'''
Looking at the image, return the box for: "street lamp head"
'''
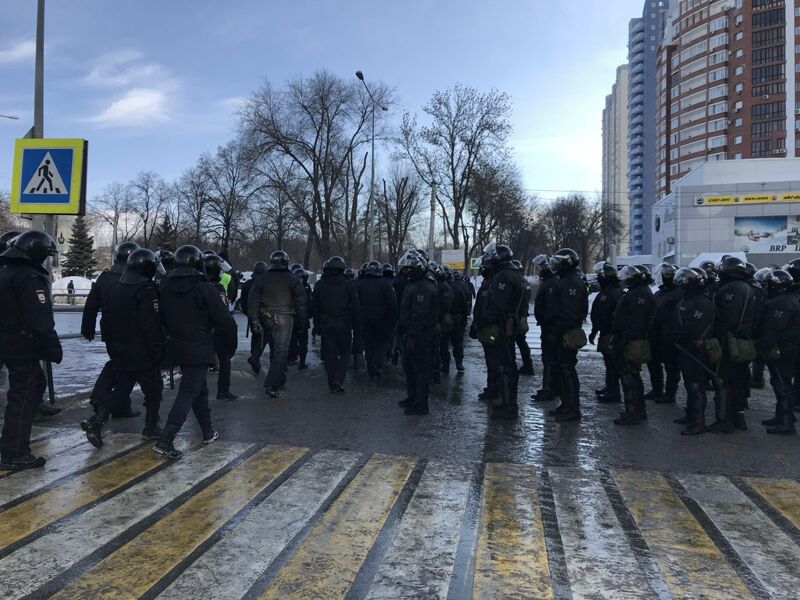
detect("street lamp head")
[0,114,20,120]
[355,70,364,81]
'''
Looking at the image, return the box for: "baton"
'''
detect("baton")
[45,361,56,405]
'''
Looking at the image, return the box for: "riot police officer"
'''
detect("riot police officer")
[154,249,175,286]
[471,257,497,401]
[531,254,561,402]
[757,269,800,434]
[750,264,769,389]
[671,267,716,435]
[647,263,683,404]
[350,263,369,370]
[247,250,306,398]
[512,259,535,376]
[0,231,62,470]
[313,256,359,393]
[589,261,623,403]
[611,266,655,425]
[288,263,312,370]
[241,261,268,373]
[479,243,527,420]
[82,241,141,418]
[544,249,588,421]
[711,256,757,433]
[382,262,395,279]
[80,249,166,447]
[206,253,238,401]
[447,266,471,373]
[392,253,414,364]
[156,245,237,458]
[699,260,719,298]
[358,260,398,379]
[397,252,438,415]
[781,258,800,405]
[429,262,452,381]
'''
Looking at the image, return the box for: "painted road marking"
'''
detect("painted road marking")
[50,444,307,599]
[472,462,552,600]
[0,442,250,600]
[259,454,415,599]
[0,433,142,506]
[366,460,473,600]
[614,470,753,600]
[0,429,95,476]
[158,449,359,600]
[680,474,800,599]
[744,477,800,530]
[549,467,656,599]
[0,444,165,549]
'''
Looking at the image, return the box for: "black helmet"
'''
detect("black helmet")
[359,262,369,276]
[745,262,757,280]
[754,267,772,285]
[593,261,618,282]
[0,230,21,253]
[453,271,464,281]
[443,265,454,280]
[429,261,446,280]
[174,245,204,271]
[482,241,513,265]
[126,248,163,279]
[549,248,580,273]
[783,258,800,283]
[269,250,289,270]
[699,260,717,281]
[532,254,551,276]
[414,248,429,261]
[719,256,748,280]
[637,265,653,285]
[323,256,346,272]
[343,267,356,280]
[619,265,646,287]
[156,249,175,271]
[654,262,678,287]
[478,255,492,277]
[766,269,794,294]
[399,251,428,279]
[366,260,383,277]
[204,254,225,281]
[290,263,308,280]
[253,261,268,275]
[511,259,523,271]
[115,241,140,265]
[382,262,394,277]
[9,230,58,265]
[674,267,705,292]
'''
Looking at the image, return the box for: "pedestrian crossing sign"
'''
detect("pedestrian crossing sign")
[9,138,88,215]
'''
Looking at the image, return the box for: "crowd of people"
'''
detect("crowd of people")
[0,227,797,471]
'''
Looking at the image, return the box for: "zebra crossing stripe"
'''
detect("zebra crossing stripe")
[49,444,307,600]
[158,449,359,600]
[0,433,143,506]
[365,459,473,599]
[0,430,95,477]
[744,477,800,531]
[258,454,415,599]
[613,470,754,600]
[472,462,552,600]
[549,467,657,599]
[0,441,250,600]
[0,444,166,549]
[680,475,800,599]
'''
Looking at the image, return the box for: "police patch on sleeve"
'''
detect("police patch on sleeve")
[36,290,47,304]
[153,299,160,312]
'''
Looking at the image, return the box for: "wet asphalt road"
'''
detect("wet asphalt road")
[22,312,800,480]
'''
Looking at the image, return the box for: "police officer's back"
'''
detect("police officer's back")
[0,231,62,470]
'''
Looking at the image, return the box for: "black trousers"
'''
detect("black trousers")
[614,351,645,417]
[91,360,134,416]
[403,334,434,409]
[288,320,309,363]
[215,351,231,394]
[768,351,797,424]
[541,327,562,396]
[601,349,621,397]
[486,335,519,415]
[718,354,750,414]
[363,320,392,375]
[165,365,212,432]
[1,361,46,460]
[100,368,162,415]
[515,332,533,367]
[440,323,466,370]
[555,343,580,413]
[351,324,364,360]
[249,322,268,364]
[322,322,351,386]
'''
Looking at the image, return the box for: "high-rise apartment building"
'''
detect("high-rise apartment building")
[656,0,799,200]
[602,65,631,256]
[628,1,672,255]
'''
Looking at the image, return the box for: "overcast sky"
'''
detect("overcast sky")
[0,0,645,202]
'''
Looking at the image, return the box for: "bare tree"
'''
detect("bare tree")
[129,172,170,248]
[377,168,423,267]
[540,194,605,270]
[90,181,141,252]
[398,85,512,249]
[0,189,25,233]
[176,166,208,246]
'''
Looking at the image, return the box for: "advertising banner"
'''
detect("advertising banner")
[734,216,800,253]
[695,193,800,207]
[440,249,466,270]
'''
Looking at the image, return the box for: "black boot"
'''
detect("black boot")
[0,454,46,471]
[532,389,556,402]
[518,363,535,376]
[398,397,413,408]
[733,412,748,431]
[141,408,163,440]
[81,407,110,448]
[707,383,734,433]
[154,425,183,459]
[682,384,706,435]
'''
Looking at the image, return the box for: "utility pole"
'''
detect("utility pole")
[428,180,437,254]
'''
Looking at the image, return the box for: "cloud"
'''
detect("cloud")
[218,96,247,113]
[0,39,35,64]
[90,88,170,126]
[84,50,177,127]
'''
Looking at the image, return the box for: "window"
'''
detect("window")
[735,83,744,94]
[752,101,786,121]
[708,135,727,149]
[709,50,727,65]
[735,100,743,111]
[709,84,728,99]
[753,82,785,96]
[670,148,680,159]
[752,64,785,84]
[735,118,743,127]
[709,118,727,132]
[734,135,743,145]
[709,67,728,82]
[734,153,743,159]
[752,140,771,157]
[752,9,785,29]
[752,120,786,138]
[753,46,784,65]
[735,65,744,76]
[709,153,726,161]
[796,119,800,130]
[710,33,729,49]
[709,101,728,115]
[753,28,785,48]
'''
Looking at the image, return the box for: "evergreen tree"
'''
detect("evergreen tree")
[153,213,177,250]
[61,216,98,276]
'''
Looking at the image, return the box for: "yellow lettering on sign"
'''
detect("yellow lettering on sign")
[781,193,800,203]
[742,194,775,203]
[705,196,734,205]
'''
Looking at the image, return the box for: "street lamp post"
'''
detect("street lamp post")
[0,114,20,120]
[355,70,387,261]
